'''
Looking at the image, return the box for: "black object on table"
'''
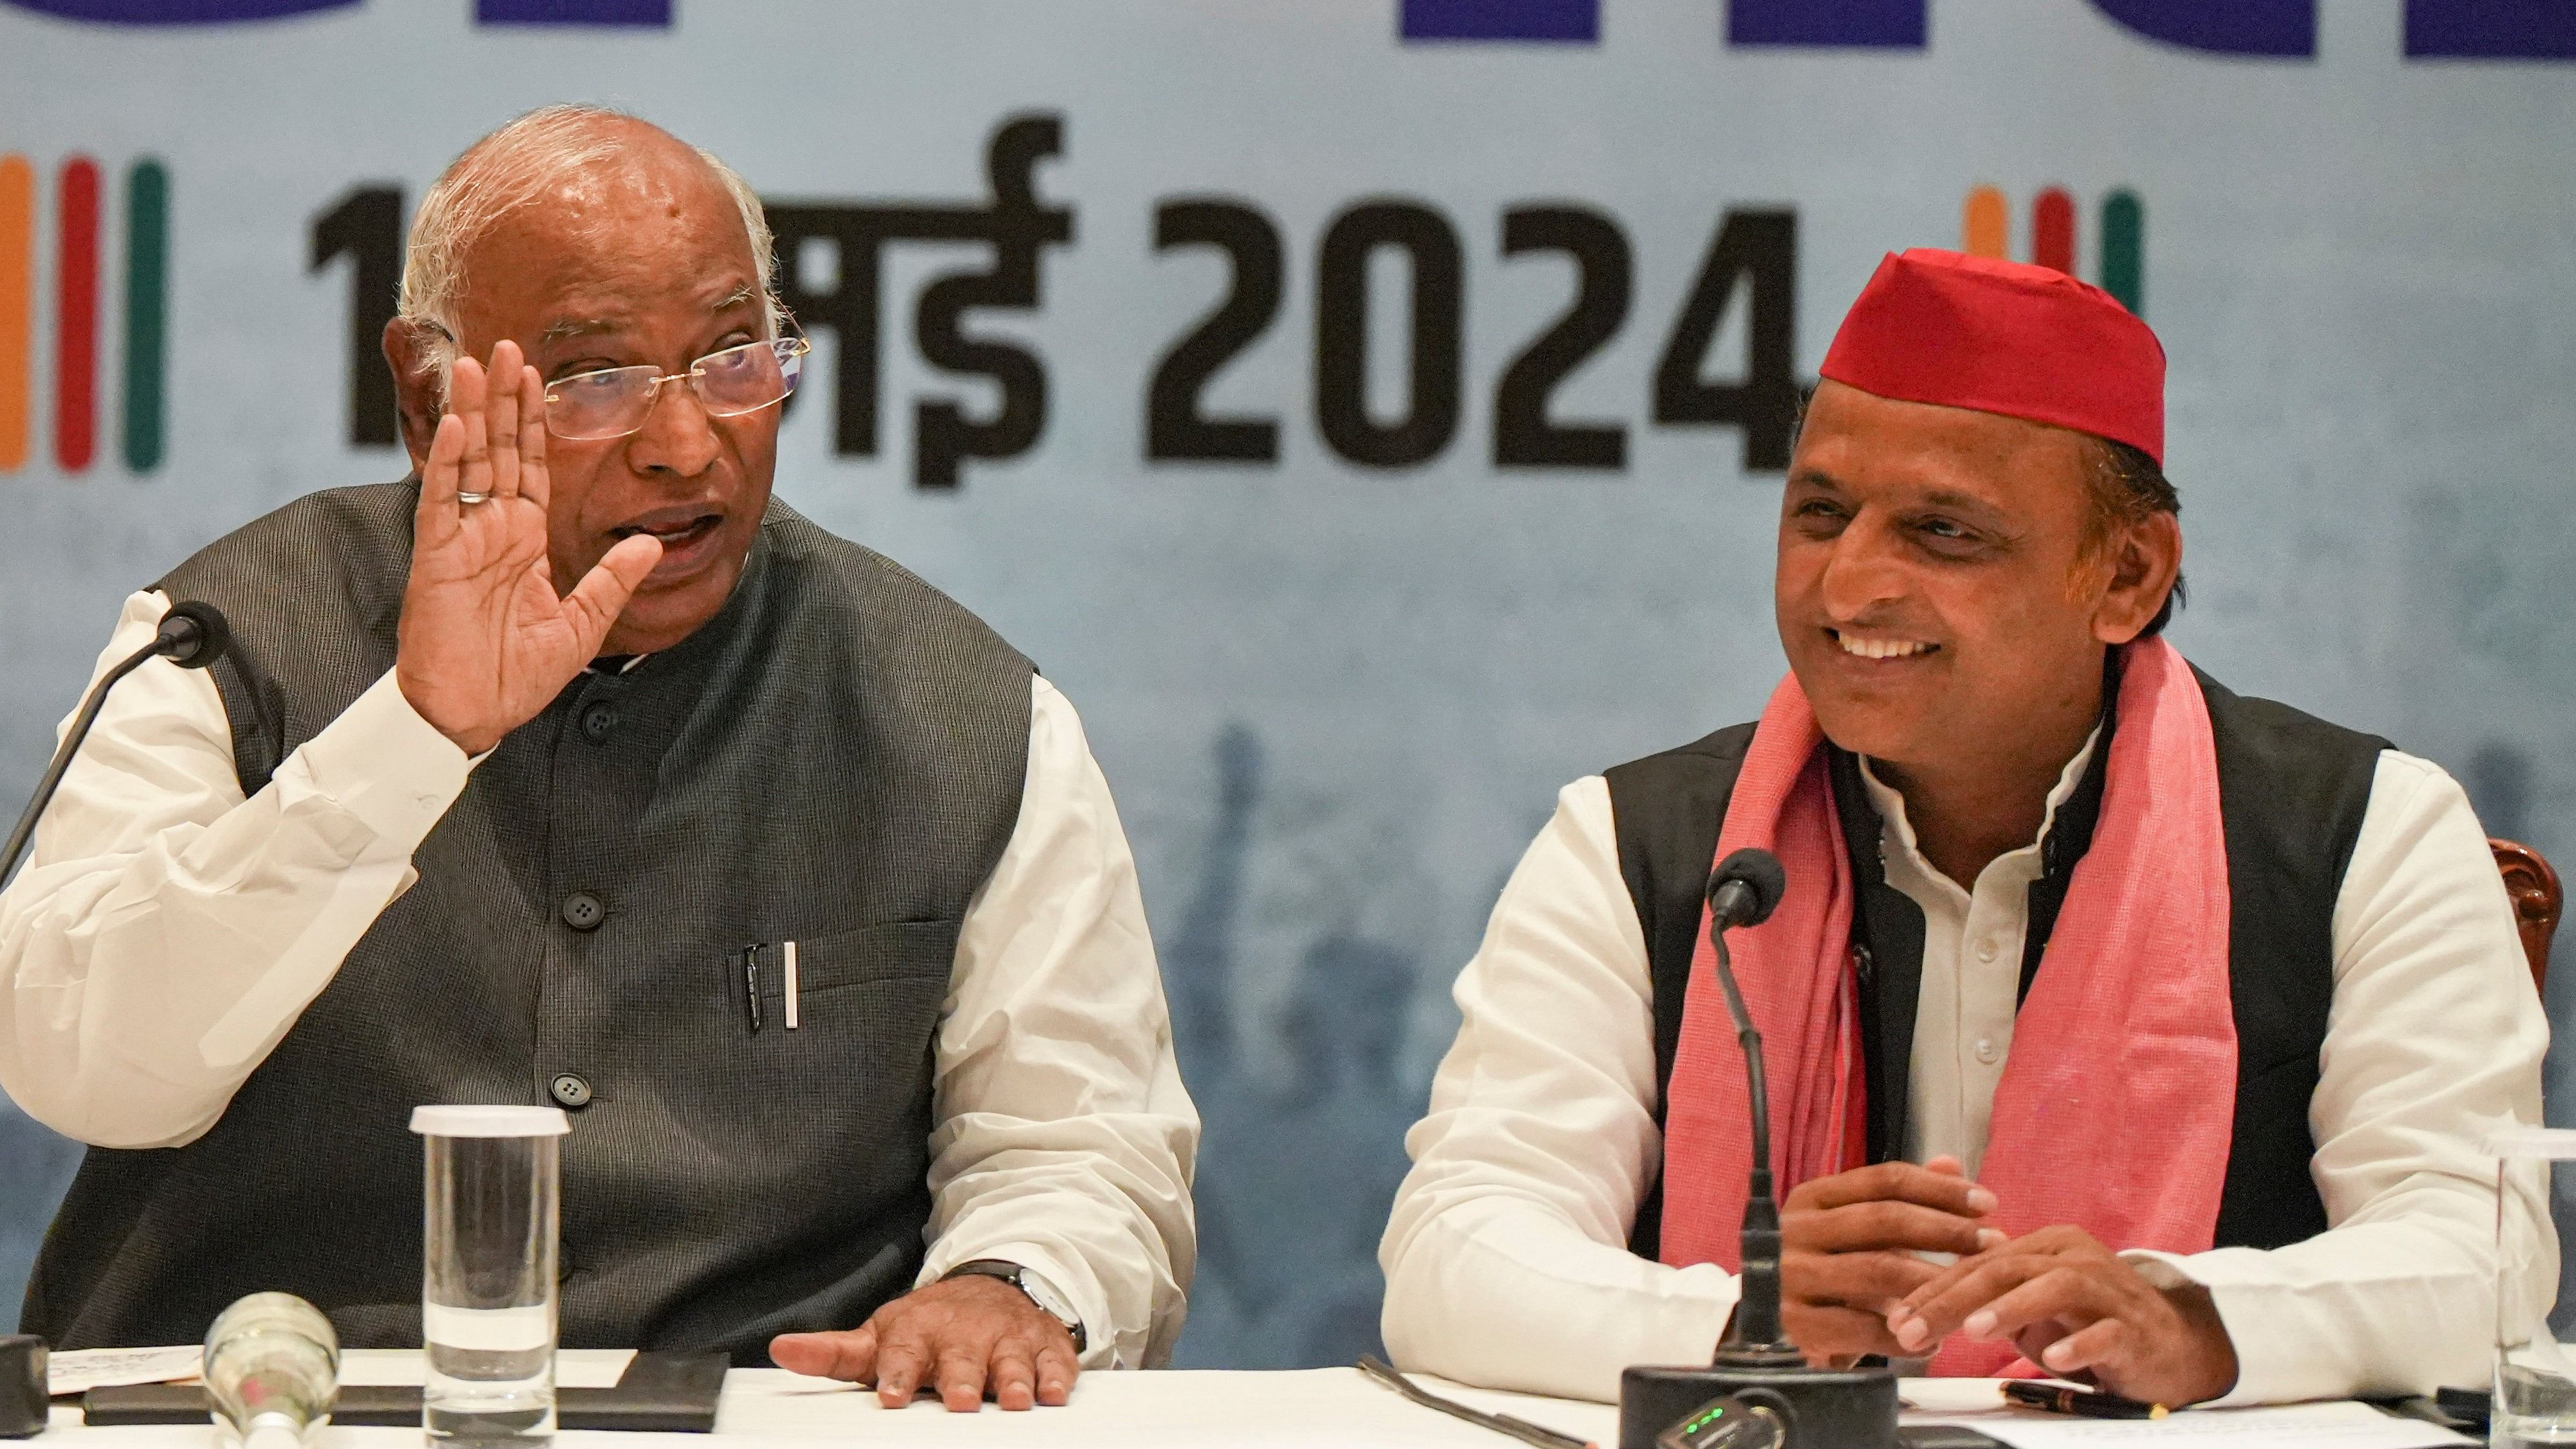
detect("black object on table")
[0,1336,46,1440]
[83,1351,728,1433]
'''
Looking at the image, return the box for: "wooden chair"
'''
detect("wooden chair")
[2493,838,2563,994]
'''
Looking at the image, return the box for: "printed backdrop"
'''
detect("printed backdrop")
[3,0,2573,1363]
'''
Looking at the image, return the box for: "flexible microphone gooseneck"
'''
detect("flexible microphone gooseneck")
[1617,846,1900,1449]
[0,602,231,891]
[1703,847,1798,1367]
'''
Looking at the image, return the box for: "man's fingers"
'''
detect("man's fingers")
[418,413,468,535]
[1784,1302,1910,1361]
[449,356,492,497]
[1787,1160,1999,1217]
[988,1338,1038,1413]
[516,363,551,512]
[483,341,523,501]
[767,1327,876,1383]
[2036,1316,2127,1377]
[1962,1266,2114,1346]
[933,1344,987,1413]
[873,1331,927,1408]
[1887,1253,2054,1352]
[1793,1200,2003,1257]
[1033,1339,1078,1407]
[1789,1248,1943,1312]
[559,536,662,648]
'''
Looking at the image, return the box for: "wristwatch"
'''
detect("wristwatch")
[942,1258,1087,1354]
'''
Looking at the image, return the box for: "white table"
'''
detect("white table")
[45,1351,1617,1449]
[40,1351,2465,1449]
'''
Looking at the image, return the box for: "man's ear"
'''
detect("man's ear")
[382,317,445,473]
[2093,511,2184,645]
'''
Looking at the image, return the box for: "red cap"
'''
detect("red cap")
[1818,248,2166,465]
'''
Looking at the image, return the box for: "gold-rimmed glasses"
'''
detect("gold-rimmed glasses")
[542,336,811,441]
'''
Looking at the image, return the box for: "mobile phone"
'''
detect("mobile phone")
[1898,1429,2010,1448]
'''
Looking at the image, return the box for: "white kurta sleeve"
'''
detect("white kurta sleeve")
[0,590,475,1149]
[918,676,1201,1371]
[2127,749,2554,1405]
[1379,776,1739,1403]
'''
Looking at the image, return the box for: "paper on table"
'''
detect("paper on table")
[337,1348,636,1389]
[1909,1400,2471,1449]
[46,1346,201,1396]
[47,1346,637,1397]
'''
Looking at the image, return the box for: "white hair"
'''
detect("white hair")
[395,104,783,392]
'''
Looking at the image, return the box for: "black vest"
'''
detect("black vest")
[1612,666,2389,1262]
[23,481,1034,1362]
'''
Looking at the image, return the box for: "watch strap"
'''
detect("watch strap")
[940,1258,1087,1354]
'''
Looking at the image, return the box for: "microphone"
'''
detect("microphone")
[1707,847,1786,932]
[154,600,230,671]
[1618,846,1900,1449]
[1702,848,1796,1364]
[0,602,232,890]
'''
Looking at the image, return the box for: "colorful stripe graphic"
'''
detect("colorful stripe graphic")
[1962,186,2008,259]
[2101,189,2145,315]
[2032,187,2075,274]
[124,159,167,472]
[1960,185,2145,318]
[0,155,29,472]
[0,152,169,477]
[55,156,100,474]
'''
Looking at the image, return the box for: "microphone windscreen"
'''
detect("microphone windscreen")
[158,601,232,671]
[1709,847,1788,927]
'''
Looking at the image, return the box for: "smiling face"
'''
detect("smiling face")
[389,125,777,657]
[1775,379,2181,780]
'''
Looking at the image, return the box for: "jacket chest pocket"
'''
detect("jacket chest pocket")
[738,917,957,1000]
[725,920,959,1063]
[645,922,959,1203]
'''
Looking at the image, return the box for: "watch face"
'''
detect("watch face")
[1018,1272,1076,1327]
[950,1260,1082,1350]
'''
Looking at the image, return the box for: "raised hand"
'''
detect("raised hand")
[395,341,663,756]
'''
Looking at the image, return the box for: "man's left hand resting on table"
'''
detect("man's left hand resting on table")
[771,1275,1082,1412]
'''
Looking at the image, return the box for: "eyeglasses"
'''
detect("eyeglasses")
[542,336,811,441]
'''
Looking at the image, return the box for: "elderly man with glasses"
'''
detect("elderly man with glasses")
[0,107,1196,1413]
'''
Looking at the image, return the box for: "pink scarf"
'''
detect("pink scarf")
[1656,639,2237,1376]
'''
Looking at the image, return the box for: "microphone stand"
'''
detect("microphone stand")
[1703,924,1801,1368]
[1618,862,1900,1449]
[0,605,228,891]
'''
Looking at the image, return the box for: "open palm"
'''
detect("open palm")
[395,341,661,756]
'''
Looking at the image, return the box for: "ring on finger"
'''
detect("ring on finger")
[455,490,492,505]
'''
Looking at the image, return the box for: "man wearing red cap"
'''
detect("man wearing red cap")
[1379,250,2549,1406]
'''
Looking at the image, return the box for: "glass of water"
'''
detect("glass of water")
[411,1105,569,1448]
[2493,1127,2576,1449]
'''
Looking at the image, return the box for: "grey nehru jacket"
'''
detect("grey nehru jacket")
[21,480,1034,1363]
